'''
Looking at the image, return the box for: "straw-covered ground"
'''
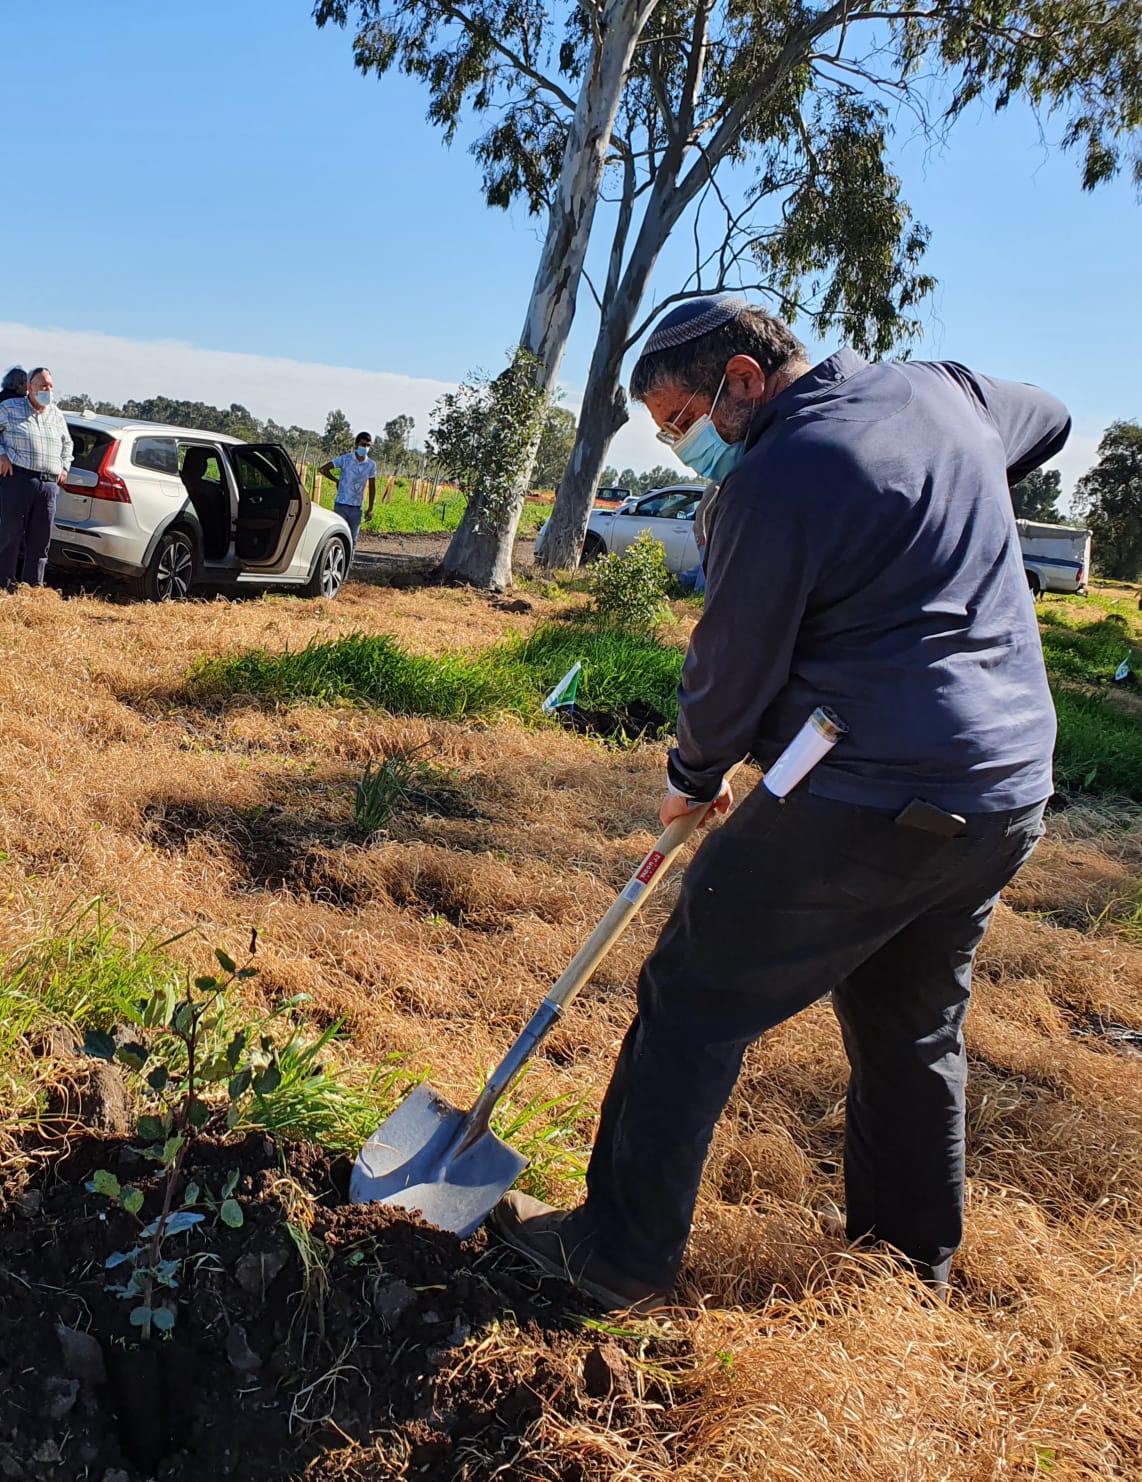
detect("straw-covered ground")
[0,569,1139,1480]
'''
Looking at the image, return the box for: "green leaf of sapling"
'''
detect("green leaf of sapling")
[91,1169,120,1199]
[82,1029,117,1062]
[219,1199,244,1229]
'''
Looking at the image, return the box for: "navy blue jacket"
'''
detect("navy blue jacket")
[668,350,1069,810]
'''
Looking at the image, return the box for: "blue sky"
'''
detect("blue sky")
[5,0,1139,495]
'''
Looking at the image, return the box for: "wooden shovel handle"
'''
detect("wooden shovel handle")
[541,773,736,1017]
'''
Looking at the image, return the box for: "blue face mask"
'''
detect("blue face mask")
[32,386,52,407]
[355,445,370,459]
[669,377,744,483]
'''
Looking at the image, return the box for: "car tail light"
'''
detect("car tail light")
[92,439,130,502]
[1076,567,1084,585]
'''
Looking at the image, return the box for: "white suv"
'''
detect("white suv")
[51,413,354,600]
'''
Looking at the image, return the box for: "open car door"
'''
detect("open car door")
[227,444,309,572]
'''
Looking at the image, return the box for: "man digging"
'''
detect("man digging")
[489,296,1068,1310]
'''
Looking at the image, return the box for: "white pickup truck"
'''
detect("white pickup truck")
[1018,519,1092,597]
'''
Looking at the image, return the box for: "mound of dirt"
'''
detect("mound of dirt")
[0,1132,682,1481]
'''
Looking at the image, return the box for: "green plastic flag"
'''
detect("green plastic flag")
[542,661,582,713]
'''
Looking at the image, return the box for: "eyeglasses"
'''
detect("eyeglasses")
[655,386,700,447]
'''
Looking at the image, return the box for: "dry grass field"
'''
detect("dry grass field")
[0,571,1140,1480]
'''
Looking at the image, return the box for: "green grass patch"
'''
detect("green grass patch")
[309,473,550,537]
[517,622,682,725]
[0,901,414,1155]
[1039,610,1139,685]
[194,621,685,733]
[1052,686,1142,800]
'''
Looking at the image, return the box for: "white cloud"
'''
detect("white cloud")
[0,321,455,443]
[0,321,1106,507]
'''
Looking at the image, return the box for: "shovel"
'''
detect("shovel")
[350,706,847,1235]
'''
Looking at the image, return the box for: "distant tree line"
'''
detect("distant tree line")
[59,389,581,492]
[59,391,428,473]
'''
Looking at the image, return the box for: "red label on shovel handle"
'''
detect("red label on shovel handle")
[636,850,665,886]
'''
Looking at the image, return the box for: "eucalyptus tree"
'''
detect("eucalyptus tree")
[318,0,1141,582]
[538,0,1142,568]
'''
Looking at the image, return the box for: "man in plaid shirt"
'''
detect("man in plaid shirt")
[0,366,73,589]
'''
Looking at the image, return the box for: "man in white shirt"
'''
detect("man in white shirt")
[319,432,376,548]
[0,367,73,590]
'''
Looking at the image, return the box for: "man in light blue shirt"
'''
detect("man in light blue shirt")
[319,431,376,547]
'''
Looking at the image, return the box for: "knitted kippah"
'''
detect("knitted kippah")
[642,295,751,354]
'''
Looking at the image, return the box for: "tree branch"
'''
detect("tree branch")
[431,0,577,112]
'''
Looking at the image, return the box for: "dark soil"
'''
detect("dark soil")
[558,700,670,742]
[0,1130,683,1482]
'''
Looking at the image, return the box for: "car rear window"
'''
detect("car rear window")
[132,436,179,475]
[67,424,114,474]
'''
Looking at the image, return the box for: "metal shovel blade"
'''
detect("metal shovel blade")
[349,1083,528,1239]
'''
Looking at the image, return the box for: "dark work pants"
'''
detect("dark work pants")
[582,784,1046,1291]
[0,469,57,588]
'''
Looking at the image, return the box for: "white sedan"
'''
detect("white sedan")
[536,483,705,574]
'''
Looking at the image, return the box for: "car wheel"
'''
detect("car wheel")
[135,529,195,601]
[304,536,350,598]
[581,532,607,564]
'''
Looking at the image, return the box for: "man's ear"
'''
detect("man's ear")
[724,354,767,400]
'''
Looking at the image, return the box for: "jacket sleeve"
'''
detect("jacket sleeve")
[943,364,1071,486]
[667,479,816,800]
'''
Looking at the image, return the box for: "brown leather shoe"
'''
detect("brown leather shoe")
[487,1191,671,1314]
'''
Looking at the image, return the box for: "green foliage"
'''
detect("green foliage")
[518,621,682,725]
[533,400,578,491]
[588,530,671,631]
[322,408,353,457]
[2,899,185,1030]
[83,946,263,1341]
[195,618,685,734]
[754,96,934,355]
[1012,468,1063,522]
[355,745,454,835]
[196,631,539,719]
[1074,421,1142,580]
[324,476,549,536]
[1052,687,1142,801]
[491,1073,590,1200]
[379,414,415,469]
[57,392,331,469]
[606,466,682,500]
[1038,610,1138,685]
[427,348,548,534]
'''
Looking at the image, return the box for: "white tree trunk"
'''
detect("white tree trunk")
[440,0,660,589]
[539,182,679,570]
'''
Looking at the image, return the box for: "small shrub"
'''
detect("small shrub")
[588,531,671,630]
[83,946,264,1340]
